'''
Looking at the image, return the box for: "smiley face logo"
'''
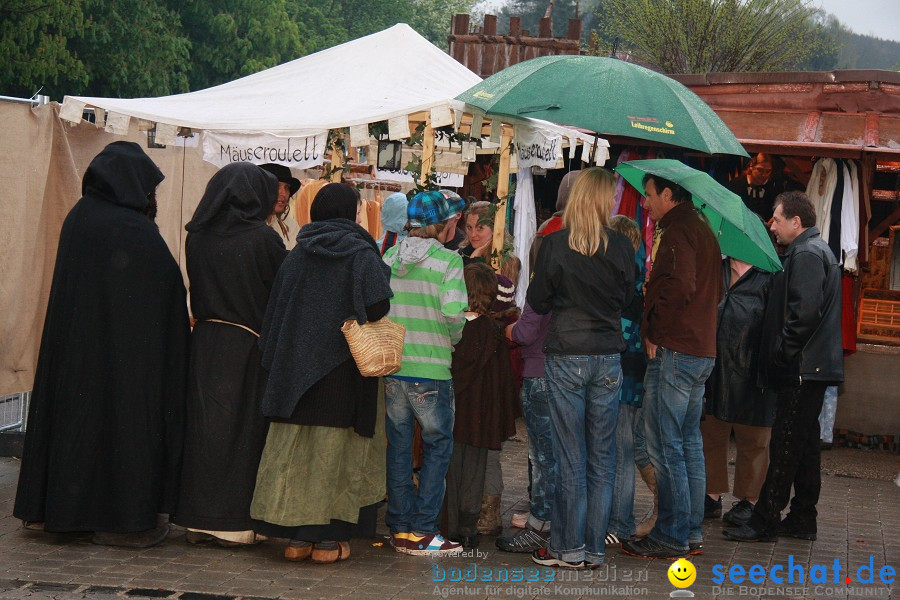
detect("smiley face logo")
[665,121,675,128]
[668,558,696,588]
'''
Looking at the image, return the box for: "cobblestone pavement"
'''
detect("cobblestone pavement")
[0,436,896,600]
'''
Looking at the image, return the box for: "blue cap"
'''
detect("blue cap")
[407,190,453,228]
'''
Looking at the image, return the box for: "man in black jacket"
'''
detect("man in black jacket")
[724,191,843,543]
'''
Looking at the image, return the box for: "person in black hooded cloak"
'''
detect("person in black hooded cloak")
[13,141,190,548]
[174,162,288,546]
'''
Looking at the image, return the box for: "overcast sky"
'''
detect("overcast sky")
[814,0,900,42]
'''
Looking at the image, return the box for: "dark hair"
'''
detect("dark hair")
[464,262,498,315]
[310,183,359,222]
[642,173,691,204]
[774,191,816,228]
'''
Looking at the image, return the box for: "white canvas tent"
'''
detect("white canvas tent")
[66,24,481,134]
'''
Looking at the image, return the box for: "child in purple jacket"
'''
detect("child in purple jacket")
[495,302,555,553]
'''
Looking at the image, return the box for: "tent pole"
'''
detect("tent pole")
[330,133,343,183]
[420,118,434,187]
[492,133,512,271]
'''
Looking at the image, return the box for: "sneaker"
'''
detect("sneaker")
[621,537,688,560]
[704,495,722,519]
[496,528,549,553]
[531,548,586,569]
[723,500,754,527]
[604,532,622,547]
[393,532,462,556]
[689,542,703,555]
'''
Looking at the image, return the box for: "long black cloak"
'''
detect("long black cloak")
[174,163,287,532]
[14,141,190,533]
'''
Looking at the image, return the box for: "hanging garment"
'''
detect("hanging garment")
[806,158,838,242]
[841,161,860,273]
[513,167,536,308]
[613,149,633,215]
[617,179,642,220]
[842,273,857,355]
[827,161,844,262]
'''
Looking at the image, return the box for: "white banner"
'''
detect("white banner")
[202,131,327,168]
[514,126,562,169]
[375,167,464,188]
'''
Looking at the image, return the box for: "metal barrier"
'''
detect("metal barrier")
[0,392,29,432]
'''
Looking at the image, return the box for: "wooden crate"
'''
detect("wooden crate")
[858,288,900,344]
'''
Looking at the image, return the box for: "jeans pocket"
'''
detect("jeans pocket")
[408,380,439,409]
[550,357,587,392]
[602,364,623,392]
[671,352,711,392]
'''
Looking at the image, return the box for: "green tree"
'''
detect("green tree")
[177,0,305,90]
[408,0,477,49]
[0,0,88,98]
[75,0,190,97]
[595,0,838,73]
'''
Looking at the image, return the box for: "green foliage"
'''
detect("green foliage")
[0,0,88,98]
[178,0,305,90]
[595,0,838,73]
[75,0,190,97]
[409,0,477,49]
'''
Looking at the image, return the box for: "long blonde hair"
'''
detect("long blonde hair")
[563,167,616,256]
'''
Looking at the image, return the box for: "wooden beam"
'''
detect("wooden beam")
[420,119,435,187]
[870,205,900,239]
[492,134,512,271]
[330,142,343,183]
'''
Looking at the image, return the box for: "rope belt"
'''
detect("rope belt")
[202,319,260,338]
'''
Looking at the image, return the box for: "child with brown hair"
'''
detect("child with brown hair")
[444,263,519,549]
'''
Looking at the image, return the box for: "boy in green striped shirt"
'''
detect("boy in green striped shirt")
[383,190,467,556]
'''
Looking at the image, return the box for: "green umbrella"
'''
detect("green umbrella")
[615,159,782,273]
[457,55,748,157]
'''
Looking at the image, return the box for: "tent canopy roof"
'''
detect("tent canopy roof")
[69,24,483,134]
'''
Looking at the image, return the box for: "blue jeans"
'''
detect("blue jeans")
[522,377,555,529]
[643,347,714,551]
[609,403,638,538]
[545,354,621,565]
[384,378,455,535]
[633,404,650,469]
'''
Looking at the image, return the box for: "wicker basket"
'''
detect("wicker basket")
[340,317,406,377]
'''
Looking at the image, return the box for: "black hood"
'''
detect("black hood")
[185,162,278,234]
[295,219,377,258]
[82,141,164,211]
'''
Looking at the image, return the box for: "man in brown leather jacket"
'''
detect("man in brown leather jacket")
[622,173,723,559]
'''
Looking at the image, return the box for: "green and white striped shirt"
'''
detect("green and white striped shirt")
[383,237,467,380]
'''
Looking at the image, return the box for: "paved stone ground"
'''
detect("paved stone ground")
[0,436,896,600]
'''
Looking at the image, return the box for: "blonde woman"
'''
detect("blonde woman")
[526,167,636,569]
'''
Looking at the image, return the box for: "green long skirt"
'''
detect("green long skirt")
[250,389,386,528]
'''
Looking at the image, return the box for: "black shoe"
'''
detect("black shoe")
[704,495,722,519]
[722,524,776,542]
[821,442,833,451]
[93,524,170,548]
[689,542,703,555]
[778,519,817,541]
[723,500,754,526]
[459,534,480,549]
[621,537,688,560]
[496,528,549,553]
